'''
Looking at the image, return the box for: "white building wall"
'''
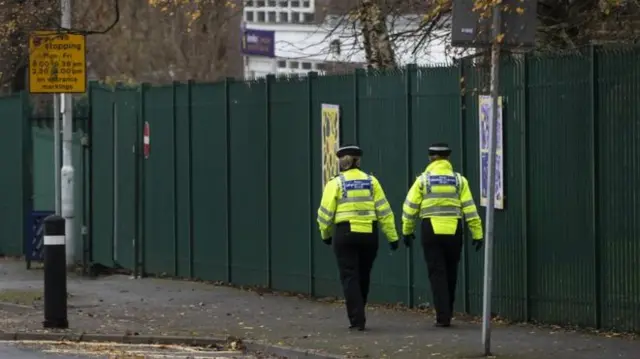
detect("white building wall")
[242,1,457,79]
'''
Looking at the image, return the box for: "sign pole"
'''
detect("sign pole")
[481,3,502,356]
[240,21,247,80]
[53,93,61,215]
[60,0,75,269]
[451,1,536,356]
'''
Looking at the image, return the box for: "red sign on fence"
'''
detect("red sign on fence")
[143,122,150,159]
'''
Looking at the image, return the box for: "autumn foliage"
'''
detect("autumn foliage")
[0,0,243,93]
[0,0,637,88]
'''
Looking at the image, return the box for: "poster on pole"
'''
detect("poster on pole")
[479,95,504,209]
[321,104,340,189]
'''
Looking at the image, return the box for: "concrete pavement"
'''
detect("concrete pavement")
[0,258,638,358]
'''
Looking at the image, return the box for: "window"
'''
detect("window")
[257,11,265,22]
[303,13,314,23]
[279,0,287,6]
[303,1,310,7]
[291,1,300,7]
[268,0,277,6]
[245,11,254,22]
[278,60,287,68]
[279,12,288,22]
[330,39,341,55]
[268,11,276,22]
[246,0,254,6]
[291,12,300,23]
[316,63,326,71]
[289,61,299,69]
[257,0,265,7]
[302,62,312,70]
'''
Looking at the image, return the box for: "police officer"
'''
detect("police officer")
[401,143,484,327]
[317,145,399,331]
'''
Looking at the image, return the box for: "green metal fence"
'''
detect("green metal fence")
[85,46,640,332]
[31,124,87,262]
[0,94,31,257]
[0,95,88,262]
[1,46,637,332]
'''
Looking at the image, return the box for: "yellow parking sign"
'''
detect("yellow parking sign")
[28,31,87,94]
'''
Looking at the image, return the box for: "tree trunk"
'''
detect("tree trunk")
[359,0,397,69]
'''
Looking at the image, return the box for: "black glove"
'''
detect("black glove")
[403,234,415,248]
[473,240,484,252]
[389,241,399,251]
[323,237,332,246]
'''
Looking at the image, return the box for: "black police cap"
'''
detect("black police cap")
[336,145,363,157]
[428,143,452,156]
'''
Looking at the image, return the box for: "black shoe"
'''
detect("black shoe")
[434,321,451,328]
[349,324,366,331]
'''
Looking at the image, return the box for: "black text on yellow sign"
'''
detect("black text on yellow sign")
[28,31,87,94]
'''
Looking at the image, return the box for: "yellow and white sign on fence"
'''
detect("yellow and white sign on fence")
[321,104,340,188]
[28,31,87,94]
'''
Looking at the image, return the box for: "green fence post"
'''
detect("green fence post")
[133,86,140,278]
[307,71,318,296]
[458,60,470,314]
[589,45,602,329]
[172,81,179,277]
[521,54,531,322]
[353,68,364,144]
[21,90,33,266]
[187,79,195,279]
[224,77,233,283]
[405,64,416,308]
[110,95,117,267]
[85,83,94,276]
[137,83,149,278]
[265,74,274,288]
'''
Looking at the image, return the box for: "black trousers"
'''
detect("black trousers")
[421,219,463,324]
[333,222,379,327]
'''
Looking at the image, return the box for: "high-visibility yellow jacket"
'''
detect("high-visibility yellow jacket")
[402,159,483,240]
[317,168,399,243]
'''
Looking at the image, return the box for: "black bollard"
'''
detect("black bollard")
[43,215,68,329]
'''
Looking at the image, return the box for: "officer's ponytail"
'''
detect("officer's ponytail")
[339,155,361,171]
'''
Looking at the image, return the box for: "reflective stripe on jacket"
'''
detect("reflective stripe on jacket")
[402,160,483,239]
[317,168,398,242]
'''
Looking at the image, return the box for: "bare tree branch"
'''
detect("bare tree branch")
[302,0,640,70]
[75,0,244,83]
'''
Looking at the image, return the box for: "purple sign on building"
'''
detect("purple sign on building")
[241,29,275,58]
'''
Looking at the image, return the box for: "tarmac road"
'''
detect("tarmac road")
[0,343,79,359]
[0,341,255,359]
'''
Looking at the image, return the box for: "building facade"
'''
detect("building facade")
[242,0,452,79]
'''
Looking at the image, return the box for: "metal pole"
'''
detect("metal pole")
[60,0,75,269]
[53,94,61,215]
[481,3,501,356]
[245,56,250,80]
[240,21,248,80]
